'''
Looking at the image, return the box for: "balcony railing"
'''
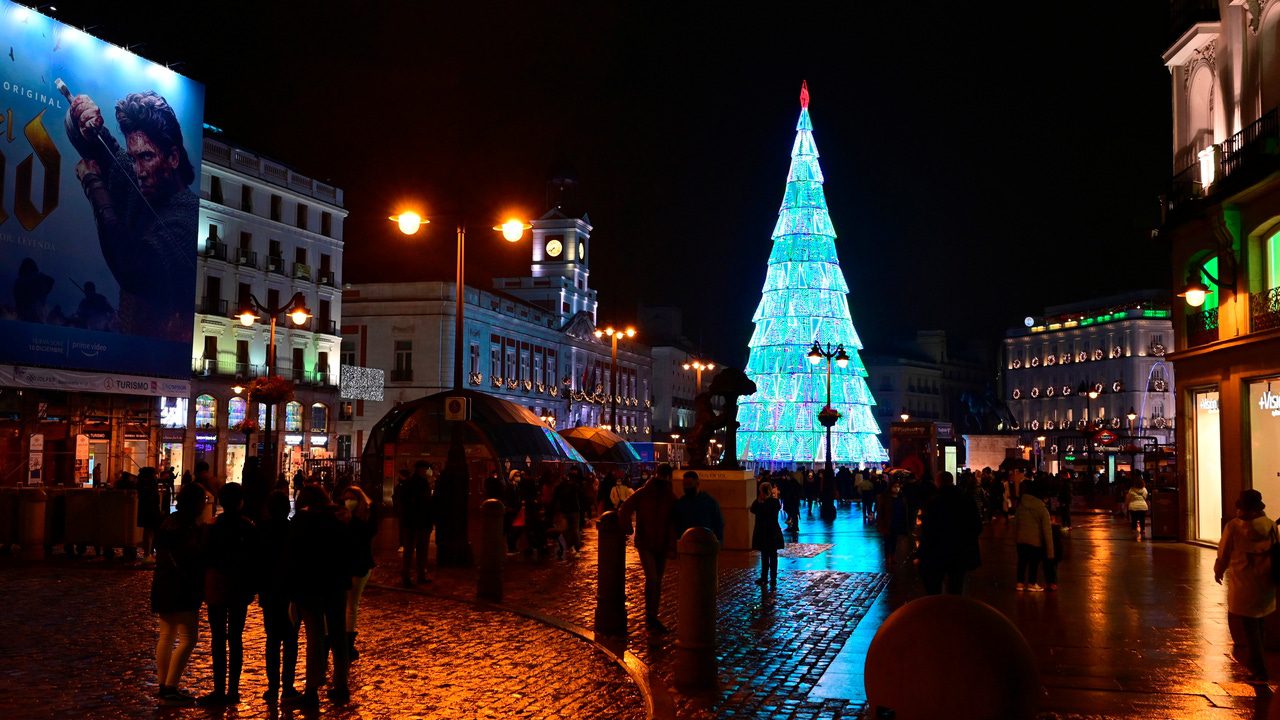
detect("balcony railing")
[315,319,337,335]
[235,248,257,268]
[1186,307,1218,347]
[1251,287,1280,333]
[266,256,286,275]
[198,297,227,316]
[201,240,227,261]
[1220,108,1279,179]
[318,271,336,287]
[293,262,312,281]
[192,357,229,377]
[1166,107,1280,215]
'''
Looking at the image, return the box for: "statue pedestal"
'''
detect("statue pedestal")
[689,469,756,550]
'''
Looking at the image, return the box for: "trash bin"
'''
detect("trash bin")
[1150,489,1178,541]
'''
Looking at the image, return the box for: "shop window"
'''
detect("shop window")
[1268,231,1280,292]
[257,403,276,429]
[210,176,223,204]
[160,397,188,428]
[228,397,247,428]
[1250,379,1280,512]
[1194,389,1223,543]
[339,401,354,421]
[195,394,217,429]
[311,403,329,432]
[285,401,303,432]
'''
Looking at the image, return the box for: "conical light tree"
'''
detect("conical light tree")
[738,82,889,466]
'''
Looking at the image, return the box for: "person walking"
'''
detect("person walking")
[1013,479,1054,592]
[1126,477,1150,542]
[150,483,206,705]
[553,471,583,556]
[856,472,876,522]
[397,461,434,585]
[287,485,351,707]
[917,471,982,595]
[199,482,257,706]
[609,473,635,510]
[136,466,163,563]
[1214,489,1276,682]
[258,491,299,703]
[619,463,678,635]
[750,481,785,589]
[673,471,724,543]
[876,480,911,569]
[779,471,803,531]
[339,485,376,662]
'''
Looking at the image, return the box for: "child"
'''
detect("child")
[1044,514,1065,591]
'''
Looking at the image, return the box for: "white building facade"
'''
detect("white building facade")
[173,134,345,484]
[338,210,652,460]
[1002,292,1175,474]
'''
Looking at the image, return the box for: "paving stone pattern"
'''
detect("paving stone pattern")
[373,522,887,720]
[0,562,644,720]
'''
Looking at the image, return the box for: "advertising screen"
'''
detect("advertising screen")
[0,3,203,378]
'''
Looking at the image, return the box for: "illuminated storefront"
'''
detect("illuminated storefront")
[1249,380,1280,510]
[1192,390,1221,543]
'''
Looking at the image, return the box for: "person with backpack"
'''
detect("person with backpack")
[610,474,635,510]
[1214,489,1276,683]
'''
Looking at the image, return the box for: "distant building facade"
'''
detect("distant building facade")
[638,305,724,437]
[338,208,652,460]
[1001,291,1175,475]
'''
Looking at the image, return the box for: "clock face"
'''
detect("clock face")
[577,241,585,261]
[545,239,563,258]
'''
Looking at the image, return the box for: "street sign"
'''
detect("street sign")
[1094,429,1118,446]
[444,396,470,421]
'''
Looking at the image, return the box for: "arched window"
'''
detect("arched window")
[256,403,276,429]
[1262,7,1280,111]
[285,401,303,432]
[310,403,329,433]
[1187,66,1214,158]
[228,397,247,428]
[195,394,217,428]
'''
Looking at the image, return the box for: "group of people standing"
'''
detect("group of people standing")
[149,474,375,708]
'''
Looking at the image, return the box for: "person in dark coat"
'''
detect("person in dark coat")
[258,491,299,703]
[151,483,206,705]
[917,471,983,595]
[199,482,257,706]
[397,461,434,586]
[618,464,678,633]
[750,481,785,589]
[287,485,351,707]
[552,472,583,556]
[136,466,162,562]
[876,480,911,568]
[673,471,724,543]
[338,485,376,661]
[778,472,803,532]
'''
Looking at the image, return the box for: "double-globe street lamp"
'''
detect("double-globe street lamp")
[807,340,849,522]
[593,325,636,433]
[683,359,715,395]
[235,292,311,512]
[389,209,531,566]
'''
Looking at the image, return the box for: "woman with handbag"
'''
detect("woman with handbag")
[1126,478,1150,542]
[750,482,785,589]
[1214,489,1276,683]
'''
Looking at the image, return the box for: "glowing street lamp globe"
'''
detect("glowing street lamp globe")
[390,211,426,236]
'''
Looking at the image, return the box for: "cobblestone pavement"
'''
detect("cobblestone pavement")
[0,561,644,720]
[371,508,887,720]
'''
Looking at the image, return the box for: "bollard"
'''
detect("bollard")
[675,526,719,691]
[476,499,505,602]
[594,511,627,637]
[18,488,48,561]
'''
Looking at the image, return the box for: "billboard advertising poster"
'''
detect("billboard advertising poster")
[0,3,203,378]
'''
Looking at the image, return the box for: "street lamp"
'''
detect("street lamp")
[807,340,849,522]
[388,208,531,566]
[899,408,910,423]
[235,291,311,502]
[1076,381,1107,490]
[682,359,715,394]
[593,325,636,435]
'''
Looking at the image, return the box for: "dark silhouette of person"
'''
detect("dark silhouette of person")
[66,90,196,339]
[13,258,53,323]
[75,281,115,330]
[200,482,257,706]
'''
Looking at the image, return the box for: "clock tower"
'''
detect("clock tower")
[493,204,598,326]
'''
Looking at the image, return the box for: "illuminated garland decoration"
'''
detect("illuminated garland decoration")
[738,84,889,465]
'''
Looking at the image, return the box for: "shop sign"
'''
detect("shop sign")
[160,428,186,442]
[85,428,110,440]
[195,433,217,444]
[1093,429,1117,445]
[75,434,89,460]
[1199,397,1220,412]
[29,434,44,453]
[124,423,149,440]
[309,435,329,447]
[935,422,954,441]
[1259,390,1280,417]
[285,434,304,446]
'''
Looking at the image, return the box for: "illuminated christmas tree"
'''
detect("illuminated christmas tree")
[738,82,889,466]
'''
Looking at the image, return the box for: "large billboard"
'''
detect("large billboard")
[0,2,203,378]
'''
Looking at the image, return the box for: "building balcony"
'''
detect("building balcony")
[293,262,312,281]
[1251,287,1280,333]
[1185,307,1218,347]
[201,240,227,261]
[315,319,337,335]
[192,357,230,377]
[318,271,337,287]
[235,248,257,269]
[1166,107,1280,218]
[198,297,227,316]
[265,256,286,275]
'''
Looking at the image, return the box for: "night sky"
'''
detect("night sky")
[54,1,1173,367]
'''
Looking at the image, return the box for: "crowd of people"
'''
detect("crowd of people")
[148,472,375,708]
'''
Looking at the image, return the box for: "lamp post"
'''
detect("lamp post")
[594,325,636,435]
[1076,381,1103,491]
[1036,434,1047,472]
[235,292,311,511]
[807,340,849,522]
[389,210,530,566]
[682,359,715,395]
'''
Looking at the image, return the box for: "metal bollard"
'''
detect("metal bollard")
[675,526,719,691]
[18,488,47,561]
[594,511,627,637]
[477,499,505,602]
